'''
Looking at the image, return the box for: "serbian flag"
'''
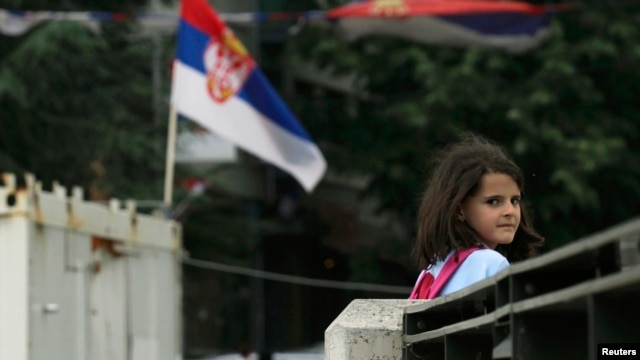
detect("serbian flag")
[171,0,326,192]
[327,0,573,53]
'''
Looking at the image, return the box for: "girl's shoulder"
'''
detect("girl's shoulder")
[464,248,509,273]
[437,248,509,297]
[467,248,508,262]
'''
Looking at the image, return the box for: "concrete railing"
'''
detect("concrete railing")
[325,217,640,359]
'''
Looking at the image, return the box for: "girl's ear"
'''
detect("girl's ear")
[456,207,465,222]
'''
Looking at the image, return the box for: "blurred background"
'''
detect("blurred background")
[1,0,639,358]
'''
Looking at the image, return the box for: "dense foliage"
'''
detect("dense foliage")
[288,0,640,251]
[0,0,171,200]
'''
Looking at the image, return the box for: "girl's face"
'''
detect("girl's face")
[460,173,521,249]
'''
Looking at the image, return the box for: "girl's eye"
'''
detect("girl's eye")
[511,198,521,205]
[487,199,500,205]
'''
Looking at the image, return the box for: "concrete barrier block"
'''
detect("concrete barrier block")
[325,299,422,359]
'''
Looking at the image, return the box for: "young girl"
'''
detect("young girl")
[409,135,544,299]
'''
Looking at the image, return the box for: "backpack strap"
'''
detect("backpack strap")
[427,246,481,299]
[408,271,434,299]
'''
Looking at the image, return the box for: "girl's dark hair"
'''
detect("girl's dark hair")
[414,134,544,268]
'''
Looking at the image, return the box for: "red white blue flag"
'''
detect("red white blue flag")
[171,0,326,192]
[327,0,572,53]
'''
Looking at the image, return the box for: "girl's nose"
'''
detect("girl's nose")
[503,203,517,216]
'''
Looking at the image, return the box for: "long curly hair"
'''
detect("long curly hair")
[413,134,544,268]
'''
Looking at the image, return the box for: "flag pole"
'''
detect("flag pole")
[163,103,178,210]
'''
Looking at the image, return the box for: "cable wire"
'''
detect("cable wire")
[182,255,413,295]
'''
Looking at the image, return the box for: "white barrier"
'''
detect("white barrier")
[0,173,182,360]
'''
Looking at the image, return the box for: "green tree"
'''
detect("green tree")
[288,0,640,252]
[0,0,170,201]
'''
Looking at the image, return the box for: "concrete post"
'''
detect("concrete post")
[325,299,422,359]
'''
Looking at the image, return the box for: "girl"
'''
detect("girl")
[409,135,544,299]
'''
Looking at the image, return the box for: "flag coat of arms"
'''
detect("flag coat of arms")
[171,0,326,192]
[327,0,572,53]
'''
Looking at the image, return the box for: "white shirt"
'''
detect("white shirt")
[427,248,509,296]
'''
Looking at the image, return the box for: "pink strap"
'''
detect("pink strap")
[408,271,434,299]
[427,246,480,299]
